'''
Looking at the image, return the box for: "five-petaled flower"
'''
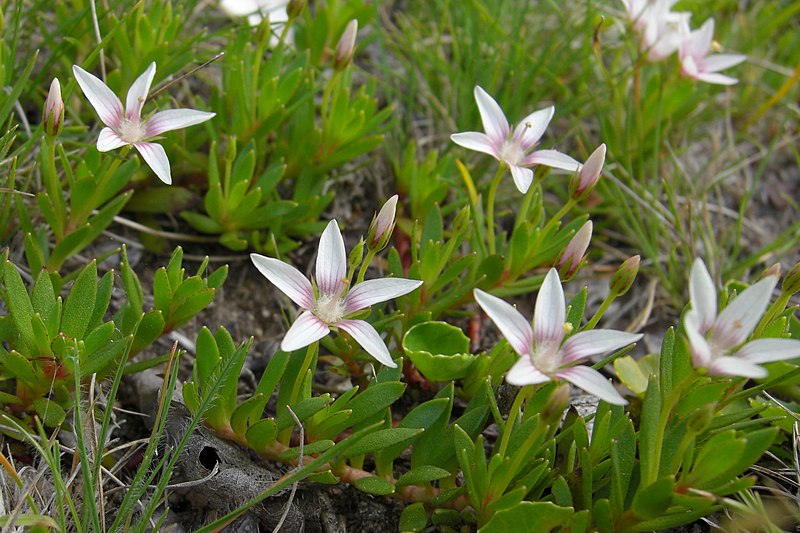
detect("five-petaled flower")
[679,19,746,85]
[474,269,642,405]
[251,219,422,367]
[683,259,800,378]
[451,86,580,194]
[73,62,216,185]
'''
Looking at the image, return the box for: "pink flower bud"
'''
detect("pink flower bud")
[334,19,358,71]
[557,220,592,280]
[572,144,605,199]
[43,78,64,137]
[368,195,398,251]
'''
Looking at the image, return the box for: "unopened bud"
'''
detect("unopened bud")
[570,144,605,199]
[43,78,64,137]
[348,238,365,275]
[287,0,305,18]
[610,255,640,296]
[542,383,571,425]
[224,136,237,163]
[453,205,471,235]
[782,261,800,296]
[334,19,358,71]
[686,403,715,433]
[557,220,592,280]
[367,195,398,251]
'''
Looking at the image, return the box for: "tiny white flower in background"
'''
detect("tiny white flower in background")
[474,269,642,405]
[73,63,215,185]
[219,0,293,46]
[622,0,690,61]
[684,259,800,378]
[251,220,423,367]
[679,19,746,85]
[451,86,580,194]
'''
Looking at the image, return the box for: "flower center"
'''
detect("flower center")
[498,122,532,166]
[533,339,562,374]
[314,293,347,324]
[117,117,148,143]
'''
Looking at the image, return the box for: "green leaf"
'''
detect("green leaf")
[614,355,652,396]
[277,440,335,461]
[343,428,422,459]
[610,417,635,517]
[352,476,395,495]
[0,349,37,384]
[231,394,267,436]
[61,260,98,339]
[399,502,428,533]
[396,465,451,488]
[403,321,477,381]
[566,287,587,332]
[632,477,675,519]
[308,470,338,484]
[32,397,66,427]
[3,260,36,350]
[129,311,165,355]
[316,382,405,438]
[153,268,171,314]
[31,270,56,318]
[88,270,114,332]
[275,395,331,431]
[639,374,661,486]
[480,502,574,532]
[687,431,745,487]
[245,417,278,453]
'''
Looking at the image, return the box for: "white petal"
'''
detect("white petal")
[97,127,128,152]
[707,356,767,379]
[125,62,156,121]
[450,132,499,158]
[683,310,714,369]
[474,289,534,358]
[474,86,509,145]
[524,149,581,172]
[505,356,551,386]
[696,72,739,85]
[220,0,260,17]
[133,142,172,184]
[713,275,777,349]
[336,319,396,367]
[533,269,566,346]
[689,259,717,333]
[561,330,642,364]
[681,54,701,78]
[316,220,347,296]
[509,165,534,194]
[735,338,800,364]
[281,311,330,352]
[145,109,216,137]
[72,65,124,128]
[577,144,606,193]
[692,18,715,57]
[703,54,746,73]
[250,253,316,309]
[513,106,553,149]
[557,365,627,405]
[344,278,422,314]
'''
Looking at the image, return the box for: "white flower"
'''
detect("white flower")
[73,63,215,185]
[622,0,691,61]
[219,0,293,46]
[474,269,642,405]
[251,220,423,367]
[684,259,800,378]
[679,19,746,85]
[451,86,580,194]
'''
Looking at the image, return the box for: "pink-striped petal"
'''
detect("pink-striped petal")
[735,338,800,364]
[556,365,627,405]
[145,109,216,137]
[474,86,509,145]
[509,164,534,194]
[125,62,156,121]
[281,311,330,352]
[450,132,499,158]
[683,309,714,369]
[474,289,534,358]
[703,54,746,73]
[250,253,316,309]
[689,259,717,334]
[344,278,422,314]
[707,356,767,379]
[523,149,581,172]
[513,106,554,149]
[97,127,128,152]
[133,142,172,184]
[72,65,124,129]
[533,269,566,346]
[713,275,777,349]
[316,220,347,296]
[505,356,550,386]
[561,330,642,364]
[336,319,396,367]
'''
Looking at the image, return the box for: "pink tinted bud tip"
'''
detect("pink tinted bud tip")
[334,19,358,70]
[557,220,593,279]
[575,143,605,197]
[43,78,64,137]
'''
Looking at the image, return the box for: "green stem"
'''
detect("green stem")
[290,342,319,407]
[485,166,506,255]
[43,136,65,240]
[356,249,377,285]
[584,291,616,330]
[321,71,340,131]
[496,384,534,458]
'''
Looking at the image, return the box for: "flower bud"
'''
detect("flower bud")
[348,238,365,276]
[782,261,800,296]
[287,0,305,18]
[334,19,358,71]
[570,144,605,199]
[542,383,571,425]
[43,78,64,137]
[453,205,471,235]
[610,255,640,296]
[557,220,592,280]
[367,195,398,251]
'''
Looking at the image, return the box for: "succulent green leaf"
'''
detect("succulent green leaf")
[245,417,278,453]
[342,428,422,459]
[396,465,451,488]
[32,397,66,427]
[403,321,477,381]
[61,260,97,339]
[399,503,428,533]
[480,502,574,533]
[3,260,36,350]
[352,476,395,495]
[632,477,675,519]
